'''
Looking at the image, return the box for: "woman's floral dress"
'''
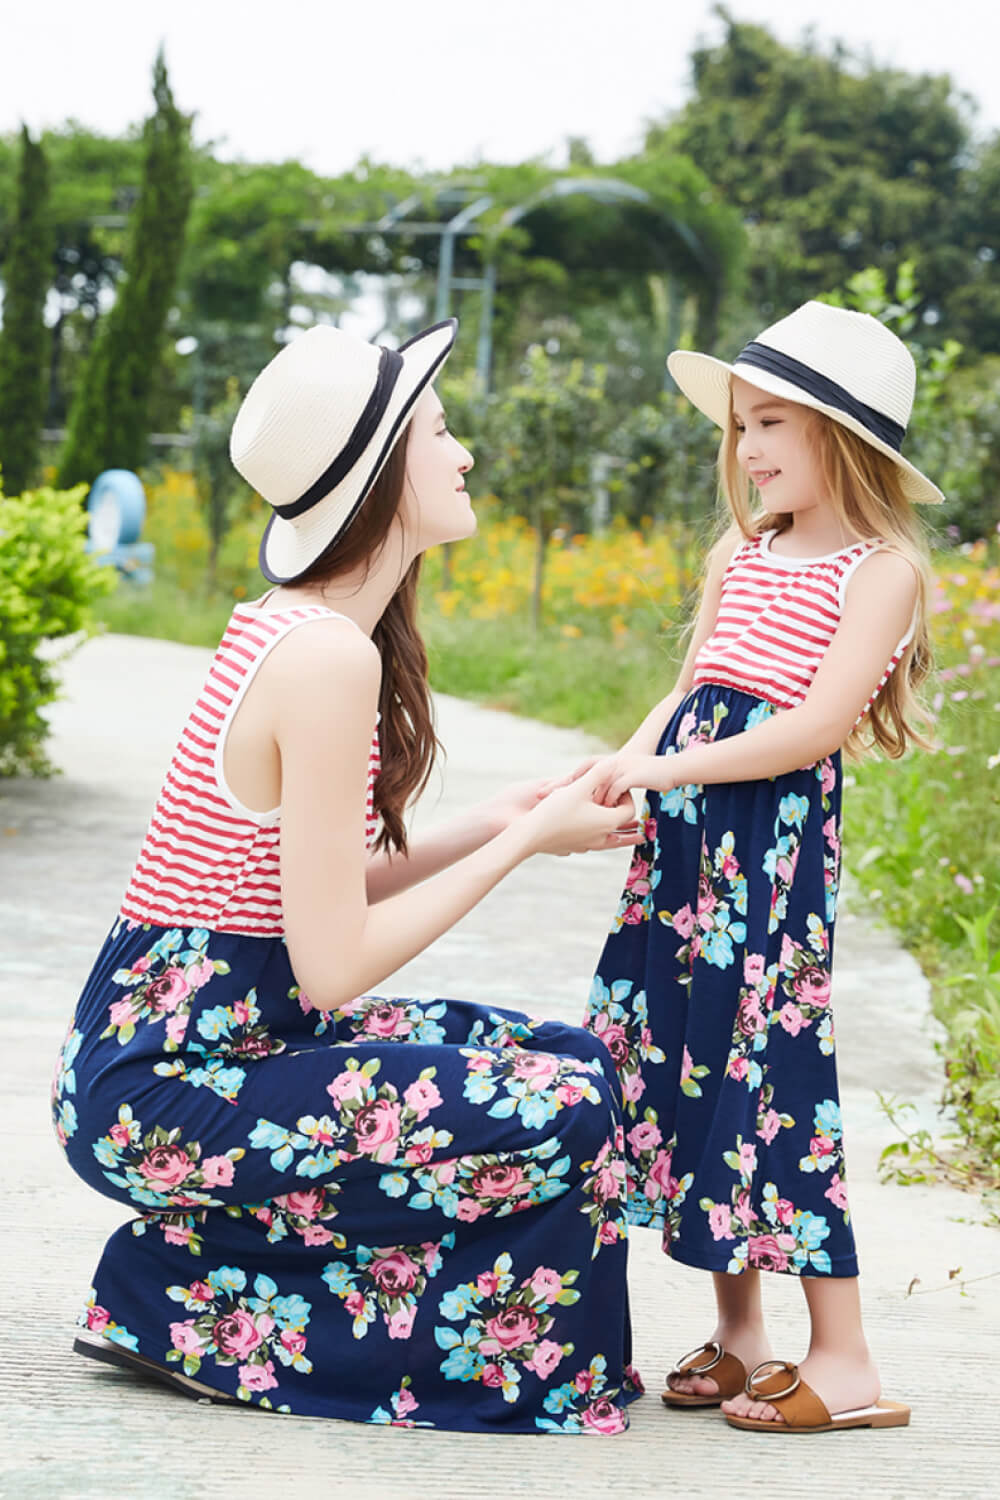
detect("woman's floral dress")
[52,603,641,1433]
[584,532,913,1279]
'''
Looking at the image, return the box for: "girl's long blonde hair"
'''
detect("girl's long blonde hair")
[718,405,934,759]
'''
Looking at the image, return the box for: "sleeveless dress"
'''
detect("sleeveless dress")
[583,531,913,1279]
[53,600,642,1433]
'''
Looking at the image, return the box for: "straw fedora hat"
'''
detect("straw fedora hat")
[230,318,458,582]
[666,300,944,505]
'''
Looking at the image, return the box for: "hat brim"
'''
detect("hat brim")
[666,349,944,506]
[259,319,458,583]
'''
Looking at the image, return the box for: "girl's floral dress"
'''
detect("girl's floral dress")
[584,532,913,1279]
[53,603,641,1433]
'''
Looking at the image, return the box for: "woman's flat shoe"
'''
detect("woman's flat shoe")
[73,1331,238,1405]
[724,1360,911,1433]
[661,1341,748,1408]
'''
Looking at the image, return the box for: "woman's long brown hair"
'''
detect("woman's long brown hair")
[292,431,438,854]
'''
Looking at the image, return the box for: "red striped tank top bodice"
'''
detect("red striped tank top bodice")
[691,530,914,716]
[120,602,380,937]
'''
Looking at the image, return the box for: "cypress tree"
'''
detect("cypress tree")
[58,50,192,487]
[0,126,52,496]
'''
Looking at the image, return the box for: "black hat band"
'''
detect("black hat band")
[735,341,906,452]
[272,345,404,521]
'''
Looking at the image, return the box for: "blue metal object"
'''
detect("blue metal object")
[86,469,154,584]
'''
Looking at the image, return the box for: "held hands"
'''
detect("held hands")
[520,764,642,857]
[559,752,677,808]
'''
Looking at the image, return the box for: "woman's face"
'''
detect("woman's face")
[402,386,475,551]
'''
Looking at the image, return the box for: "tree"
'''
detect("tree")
[647,7,990,350]
[489,347,607,628]
[0,127,52,494]
[57,51,193,487]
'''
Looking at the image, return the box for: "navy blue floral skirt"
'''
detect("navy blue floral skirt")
[53,919,642,1431]
[584,683,858,1278]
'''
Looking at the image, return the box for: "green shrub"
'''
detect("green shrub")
[0,480,114,775]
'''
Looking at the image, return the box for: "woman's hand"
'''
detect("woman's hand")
[519,764,642,857]
[479,777,556,837]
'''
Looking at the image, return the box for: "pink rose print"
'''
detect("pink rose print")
[575,1368,595,1394]
[326,1070,368,1107]
[470,1163,529,1199]
[528,1267,564,1304]
[757,1108,782,1145]
[625,856,651,896]
[677,710,698,744]
[778,1002,810,1036]
[774,1198,795,1226]
[403,1140,434,1166]
[672,903,695,938]
[627,1121,662,1154]
[300,1225,335,1246]
[779,933,799,969]
[275,1189,323,1220]
[353,1099,402,1161]
[747,1234,790,1272]
[189,1280,213,1303]
[621,1071,646,1103]
[213,1309,263,1359]
[86,1305,110,1333]
[481,1363,505,1388]
[395,1386,418,1417]
[238,1360,279,1392]
[403,1078,443,1120]
[169,1320,203,1354]
[593,1019,630,1067]
[792,967,831,1007]
[344,1292,366,1317]
[821,758,837,795]
[736,992,765,1037]
[387,1306,416,1340]
[163,1222,193,1247]
[455,1199,482,1223]
[824,1174,849,1211]
[621,902,645,925]
[108,999,137,1029]
[526,1339,565,1379]
[743,952,766,986]
[727,1055,749,1081]
[108,1122,133,1147]
[737,1142,758,1177]
[200,1156,235,1187]
[137,1144,194,1191]
[362,1002,413,1039]
[482,1305,539,1353]
[646,1150,676,1198]
[131,956,151,975]
[708,1203,735,1241]
[734,1189,754,1229]
[810,1134,836,1158]
[582,1395,627,1434]
[511,1052,560,1088]
[476,1272,501,1298]
[369,1252,420,1296]
[188,959,216,990]
[145,968,191,1013]
[165,1014,188,1047]
[556,1082,584,1106]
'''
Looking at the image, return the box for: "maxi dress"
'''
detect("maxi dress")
[583,531,913,1280]
[52,600,641,1434]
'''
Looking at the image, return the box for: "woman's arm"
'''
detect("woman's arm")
[273,621,639,1011]
[365,780,549,903]
[594,549,919,803]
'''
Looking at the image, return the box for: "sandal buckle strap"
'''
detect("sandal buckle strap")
[745,1359,801,1402]
[670,1340,723,1379]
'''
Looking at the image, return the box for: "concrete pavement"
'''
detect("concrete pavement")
[1,632,997,1500]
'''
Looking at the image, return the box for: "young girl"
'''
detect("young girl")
[53,317,645,1434]
[581,300,939,1434]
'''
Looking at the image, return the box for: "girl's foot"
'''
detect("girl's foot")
[666,1328,774,1400]
[721,1349,881,1424]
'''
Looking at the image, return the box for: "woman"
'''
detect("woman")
[53,318,644,1435]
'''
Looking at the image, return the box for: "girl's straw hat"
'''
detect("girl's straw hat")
[231,318,458,582]
[666,300,944,505]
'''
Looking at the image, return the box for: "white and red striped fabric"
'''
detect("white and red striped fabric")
[692,530,913,716]
[120,603,380,937]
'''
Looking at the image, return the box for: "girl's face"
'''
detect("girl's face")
[730,376,826,513]
[402,386,475,551]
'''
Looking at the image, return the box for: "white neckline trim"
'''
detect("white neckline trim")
[760,529,880,566]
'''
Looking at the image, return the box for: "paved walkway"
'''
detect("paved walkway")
[1,634,997,1500]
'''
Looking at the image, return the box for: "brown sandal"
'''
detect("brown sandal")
[74,1332,239,1405]
[724,1360,911,1433]
[661,1341,748,1408]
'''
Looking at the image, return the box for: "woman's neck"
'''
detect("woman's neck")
[269,531,415,636]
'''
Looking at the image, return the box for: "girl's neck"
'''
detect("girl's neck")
[769,510,868,558]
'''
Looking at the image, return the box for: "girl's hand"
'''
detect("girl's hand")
[533,754,604,796]
[592,753,668,807]
[520,765,642,857]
